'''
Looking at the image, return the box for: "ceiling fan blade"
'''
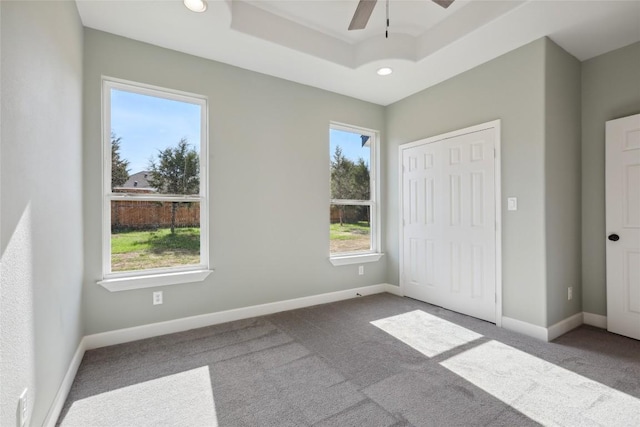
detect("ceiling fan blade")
[432,0,454,8]
[348,0,378,31]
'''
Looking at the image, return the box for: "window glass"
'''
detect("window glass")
[329,126,376,256]
[329,204,371,254]
[111,201,200,272]
[105,80,207,277]
[111,89,201,196]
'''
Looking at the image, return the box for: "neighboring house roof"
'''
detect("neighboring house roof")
[115,171,156,192]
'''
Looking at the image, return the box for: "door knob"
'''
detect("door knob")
[608,234,620,242]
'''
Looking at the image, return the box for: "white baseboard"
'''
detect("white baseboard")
[503,312,591,342]
[43,337,87,427]
[502,316,549,341]
[84,284,395,350]
[583,312,607,329]
[547,312,584,341]
[384,283,404,296]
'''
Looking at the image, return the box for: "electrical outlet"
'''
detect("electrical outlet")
[358,265,364,275]
[19,389,27,427]
[568,287,573,301]
[153,291,163,305]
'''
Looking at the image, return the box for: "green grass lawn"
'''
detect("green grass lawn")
[112,223,369,271]
[111,227,200,272]
[330,221,370,240]
[330,221,370,253]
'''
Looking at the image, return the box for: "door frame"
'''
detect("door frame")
[398,119,503,326]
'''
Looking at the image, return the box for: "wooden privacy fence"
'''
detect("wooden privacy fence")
[111,200,199,230]
[330,205,369,224]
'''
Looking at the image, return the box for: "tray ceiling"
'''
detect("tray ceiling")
[76,0,640,105]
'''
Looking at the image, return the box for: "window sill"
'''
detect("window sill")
[329,253,384,266]
[98,269,213,292]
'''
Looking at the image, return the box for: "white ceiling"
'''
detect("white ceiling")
[76,0,640,106]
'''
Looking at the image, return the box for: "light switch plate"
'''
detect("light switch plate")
[507,197,518,211]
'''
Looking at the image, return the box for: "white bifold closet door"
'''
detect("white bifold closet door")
[401,127,497,323]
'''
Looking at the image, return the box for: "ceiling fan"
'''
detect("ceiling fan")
[348,0,455,34]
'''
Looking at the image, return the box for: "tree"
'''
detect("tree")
[352,158,370,224]
[331,147,355,197]
[148,138,200,234]
[352,158,370,200]
[111,133,130,189]
[331,146,354,225]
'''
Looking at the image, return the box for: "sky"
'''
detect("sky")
[110,89,201,174]
[329,128,370,167]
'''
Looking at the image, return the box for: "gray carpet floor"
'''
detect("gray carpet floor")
[57,293,640,427]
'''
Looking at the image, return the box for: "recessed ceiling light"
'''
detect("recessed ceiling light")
[184,0,207,13]
[377,67,393,76]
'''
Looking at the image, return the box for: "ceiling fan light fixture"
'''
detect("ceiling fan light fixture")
[377,67,393,76]
[184,0,207,13]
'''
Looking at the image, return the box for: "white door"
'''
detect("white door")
[401,125,498,323]
[606,114,640,340]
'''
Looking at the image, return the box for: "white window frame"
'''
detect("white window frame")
[98,77,212,291]
[329,122,383,266]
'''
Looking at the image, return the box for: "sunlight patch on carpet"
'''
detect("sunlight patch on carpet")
[370,310,483,357]
[61,366,218,426]
[441,340,640,426]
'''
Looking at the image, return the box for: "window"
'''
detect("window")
[99,78,210,291]
[329,123,382,265]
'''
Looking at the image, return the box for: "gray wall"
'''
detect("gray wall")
[82,29,386,335]
[581,42,640,316]
[0,2,84,426]
[544,39,582,326]
[385,39,548,327]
